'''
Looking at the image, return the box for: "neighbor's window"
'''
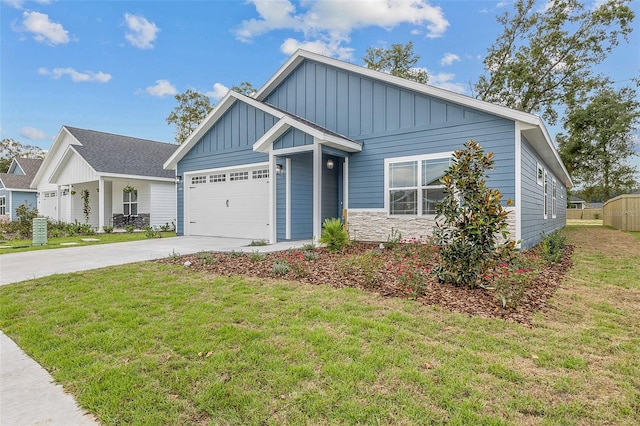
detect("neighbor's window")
[0,196,5,215]
[537,163,544,186]
[123,189,138,216]
[387,154,451,215]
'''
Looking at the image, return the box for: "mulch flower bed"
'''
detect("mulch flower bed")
[158,242,573,325]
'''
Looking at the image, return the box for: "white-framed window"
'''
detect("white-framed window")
[44,192,56,198]
[123,190,138,215]
[552,179,557,218]
[0,196,5,215]
[386,153,452,216]
[543,171,548,219]
[210,173,226,183]
[252,169,269,179]
[536,163,544,186]
[191,176,207,185]
[230,171,249,181]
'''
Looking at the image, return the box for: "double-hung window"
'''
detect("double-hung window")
[0,196,5,215]
[123,190,138,216]
[387,154,451,216]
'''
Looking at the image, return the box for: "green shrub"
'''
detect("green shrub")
[540,231,566,263]
[433,140,516,287]
[319,218,349,253]
[144,226,161,239]
[249,239,268,246]
[102,226,114,234]
[228,250,244,258]
[301,243,316,252]
[14,203,39,238]
[124,225,135,234]
[337,251,383,287]
[489,254,540,309]
[272,260,290,275]
[303,251,318,261]
[383,228,402,250]
[159,222,175,232]
[249,250,266,262]
[196,251,216,265]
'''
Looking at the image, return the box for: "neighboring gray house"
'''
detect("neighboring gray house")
[31,126,178,230]
[0,157,42,222]
[165,50,572,249]
[568,196,587,209]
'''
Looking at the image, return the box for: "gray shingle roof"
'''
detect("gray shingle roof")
[0,173,34,190]
[65,126,177,179]
[14,158,43,177]
[0,157,42,190]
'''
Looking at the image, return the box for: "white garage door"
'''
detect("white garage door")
[186,166,270,239]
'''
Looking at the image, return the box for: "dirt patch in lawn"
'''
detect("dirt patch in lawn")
[158,241,573,325]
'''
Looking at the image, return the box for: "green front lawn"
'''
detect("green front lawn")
[0,226,638,425]
[0,232,176,254]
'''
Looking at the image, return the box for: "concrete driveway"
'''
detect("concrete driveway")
[0,235,307,286]
[0,235,310,425]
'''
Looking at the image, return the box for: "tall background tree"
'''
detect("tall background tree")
[475,0,634,125]
[363,41,428,84]
[0,138,46,173]
[166,82,256,144]
[166,89,214,144]
[558,85,640,201]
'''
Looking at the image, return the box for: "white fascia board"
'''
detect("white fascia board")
[98,173,176,183]
[253,118,293,153]
[254,115,362,154]
[164,91,286,170]
[47,146,96,184]
[520,122,572,189]
[30,126,77,188]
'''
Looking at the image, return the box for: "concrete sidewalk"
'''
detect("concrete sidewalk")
[0,236,310,425]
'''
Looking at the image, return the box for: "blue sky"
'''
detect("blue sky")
[1,0,639,169]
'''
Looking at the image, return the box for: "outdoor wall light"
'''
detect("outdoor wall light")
[276,164,283,174]
[175,175,182,184]
[326,159,334,170]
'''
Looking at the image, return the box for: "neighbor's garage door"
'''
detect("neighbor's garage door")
[186,166,270,239]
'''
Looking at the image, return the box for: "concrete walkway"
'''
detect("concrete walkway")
[0,236,310,425]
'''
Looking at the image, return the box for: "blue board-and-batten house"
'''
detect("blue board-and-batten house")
[164,50,572,249]
[0,157,42,222]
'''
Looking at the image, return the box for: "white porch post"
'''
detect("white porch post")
[98,178,105,231]
[285,157,291,240]
[56,185,61,222]
[269,152,277,244]
[313,141,322,242]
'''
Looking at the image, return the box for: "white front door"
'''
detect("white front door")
[185,165,270,240]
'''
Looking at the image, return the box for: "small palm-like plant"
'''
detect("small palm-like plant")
[319,218,349,253]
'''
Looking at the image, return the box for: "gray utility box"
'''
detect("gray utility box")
[32,217,48,246]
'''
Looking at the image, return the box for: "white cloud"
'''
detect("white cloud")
[281,37,354,61]
[145,79,177,97]
[124,13,159,49]
[205,83,230,101]
[496,1,510,7]
[2,0,49,9]
[20,126,47,140]
[424,69,467,94]
[440,52,460,66]
[38,67,112,83]
[236,0,449,60]
[21,11,69,45]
